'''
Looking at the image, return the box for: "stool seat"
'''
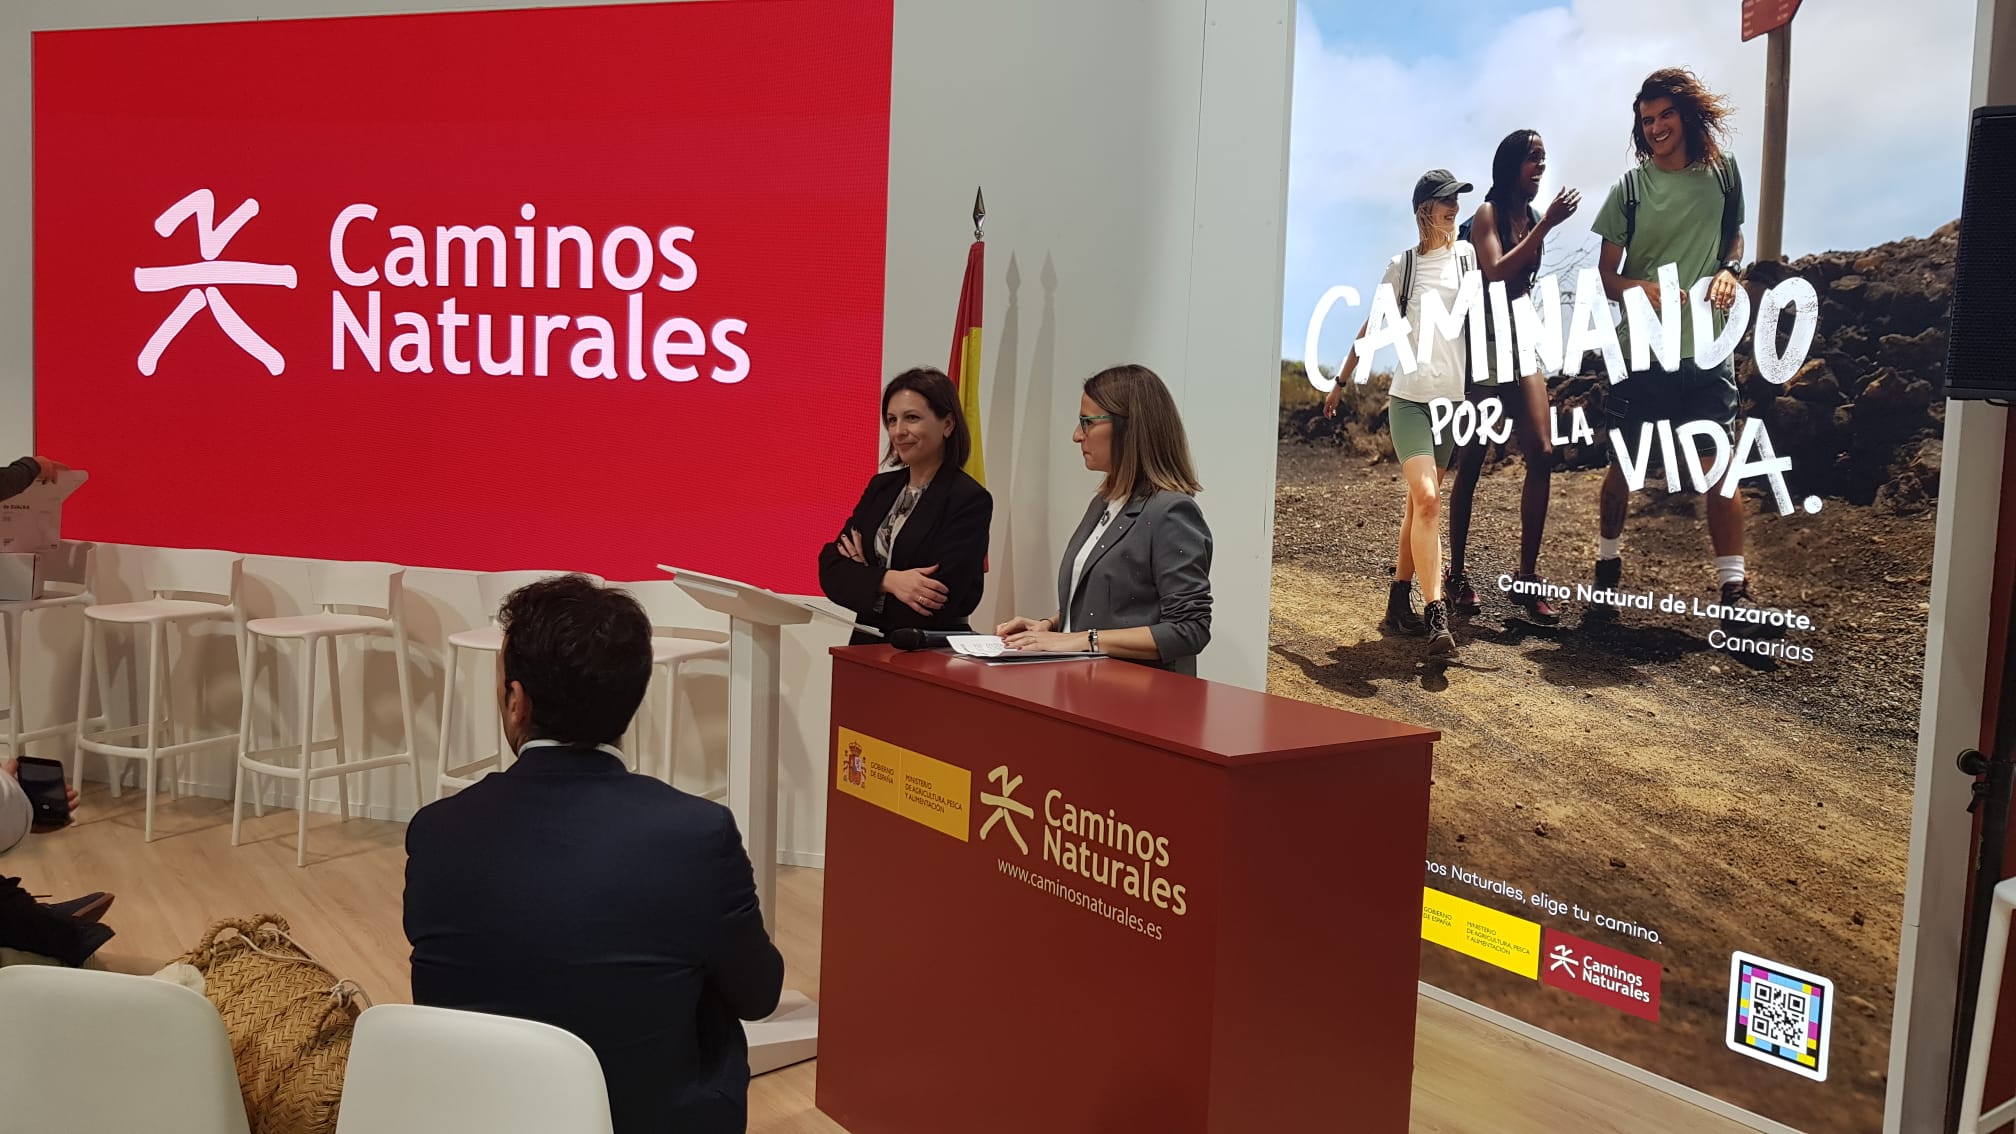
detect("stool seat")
[445,626,504,651]
[246,613,390,639]
[84,598,232,625]
[653,637,728,665]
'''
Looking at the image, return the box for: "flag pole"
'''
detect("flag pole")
[972,186,985,241]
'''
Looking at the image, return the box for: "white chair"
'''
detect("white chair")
[233,561,419,866]
[434,570,601,800]
[334,1003,614,1134]
[73,547,246,841]
[1960,875,2016,1131]
[0,966,252,1134]
[0,540,94,762]
[620,579,729,788]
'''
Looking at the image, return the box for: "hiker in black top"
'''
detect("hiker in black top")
[1444,130,1580,623]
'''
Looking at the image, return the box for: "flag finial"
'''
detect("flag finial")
[973,186,986,240]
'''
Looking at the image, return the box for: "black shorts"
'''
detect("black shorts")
[1602,356,1739,435]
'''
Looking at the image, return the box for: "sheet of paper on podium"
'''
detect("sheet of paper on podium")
[0,469,88,554]
[946,634,1104,664]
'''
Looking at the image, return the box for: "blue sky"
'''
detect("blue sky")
[1284,0,1979,362]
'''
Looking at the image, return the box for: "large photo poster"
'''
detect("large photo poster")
[1272,3,1974,1131]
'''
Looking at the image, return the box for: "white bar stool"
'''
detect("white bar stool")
[1960,875,2016,1131]
[72,548,246,840]
[0,540,95,763]
[620,580,729,789]
[435,570,601,800]
[232,561,419,866]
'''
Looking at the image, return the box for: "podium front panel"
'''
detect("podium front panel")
[817,649,1434,1133]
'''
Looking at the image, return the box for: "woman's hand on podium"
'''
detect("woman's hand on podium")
[999,616,1091,653]
[995,615,1051,637]
[882,565,949,616]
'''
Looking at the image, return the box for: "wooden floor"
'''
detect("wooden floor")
[6,784,1754,1134]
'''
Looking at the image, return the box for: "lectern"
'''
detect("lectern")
[658,564,823,1074]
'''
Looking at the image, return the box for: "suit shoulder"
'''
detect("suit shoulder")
[1146,490,1206,522]
[946,468,993,506]
[405,787,477,847]
[631,777,739,832]
[852,467,905,503]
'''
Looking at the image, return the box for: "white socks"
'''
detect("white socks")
[1598,537,1621,561]
[1716,556,1746,587]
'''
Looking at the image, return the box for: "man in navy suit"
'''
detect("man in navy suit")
[405,574,782,1134]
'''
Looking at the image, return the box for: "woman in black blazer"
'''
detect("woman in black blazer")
[819,367,993,645]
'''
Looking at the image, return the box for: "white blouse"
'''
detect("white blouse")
[1062,498,1124,633]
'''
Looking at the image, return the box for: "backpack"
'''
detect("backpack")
[1621,157,1739,254]
[1396,242,1478,317]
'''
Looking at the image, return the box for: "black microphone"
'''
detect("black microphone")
[889,628,957,651]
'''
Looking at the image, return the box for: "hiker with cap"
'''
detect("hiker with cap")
[1324,169,1479,660]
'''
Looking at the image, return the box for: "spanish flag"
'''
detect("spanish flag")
[949,208,986,486]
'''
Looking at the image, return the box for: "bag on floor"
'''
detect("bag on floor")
[178,914,370,1134]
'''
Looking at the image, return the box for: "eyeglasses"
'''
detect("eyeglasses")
[1077,413,1122,432]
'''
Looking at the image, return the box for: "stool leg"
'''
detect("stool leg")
[673,657,689,782]
[232,635,258,845]
[3,609,21,761]
[435,646,460,801]
[394,628,419,809]
[160,623,181,801]
[142,623,162,842]
[325,636,350,822]
[72,617,95,792]
[94,623,120,797]
[296,638,318,867]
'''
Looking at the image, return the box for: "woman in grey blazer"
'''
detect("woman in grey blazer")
[997,365,1212,675]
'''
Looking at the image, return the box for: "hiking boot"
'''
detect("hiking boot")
[1585,557,1623,623]
[1425,600,1457,658]
[1719,579,1787,641]
[1445,568,1481,614]
[1510,572,1562,623]
[1383,579,1426,636]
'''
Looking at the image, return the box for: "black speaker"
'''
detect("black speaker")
[1945,105,2016,401]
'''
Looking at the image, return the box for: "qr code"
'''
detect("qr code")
[1727,951,1833,1082]
[1747,979,1810,1047]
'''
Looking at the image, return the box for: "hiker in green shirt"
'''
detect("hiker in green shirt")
[1587,68,1779,645]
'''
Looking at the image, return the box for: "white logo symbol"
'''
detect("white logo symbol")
[1548,945,1579,976]
[134,189,298,376]
[979,765,1034,855]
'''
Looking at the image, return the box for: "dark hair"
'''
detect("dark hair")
[498,574,652,747]
[1631,68,1735,166]
[1083,364,1201,501]
[1486,129,1541,207]
[880,367,972,474]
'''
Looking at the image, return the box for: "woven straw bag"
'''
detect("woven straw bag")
[177,915,371,1134]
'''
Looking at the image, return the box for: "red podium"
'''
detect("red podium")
[816,648,1437,1133]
